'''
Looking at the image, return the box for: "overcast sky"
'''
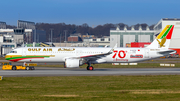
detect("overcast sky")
[1,0,180,26]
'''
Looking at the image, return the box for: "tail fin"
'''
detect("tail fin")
[147,25,174,49]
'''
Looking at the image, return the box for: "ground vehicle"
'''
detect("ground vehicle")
[166,53,179,58]
[2,62,35,70]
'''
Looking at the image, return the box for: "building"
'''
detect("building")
[68,36,81,42]
[5,28,46,44]
[110,25,155,47]
[17,20,46,43]
[0,20,46,56]
[0,28,34,44]
[154,18,180,35]
[0,28,46,56]
[0,29,23,56]
[33,30,46,43]
[68,33,83,42]
[17,20,35,29]
[0,21,6,29]
[82,36,110,47]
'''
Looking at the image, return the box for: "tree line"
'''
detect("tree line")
[7,23,155,42]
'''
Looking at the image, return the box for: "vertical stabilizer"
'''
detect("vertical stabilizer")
[147,25,174,49]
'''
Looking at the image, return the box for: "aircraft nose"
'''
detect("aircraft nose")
[5,54,10,60]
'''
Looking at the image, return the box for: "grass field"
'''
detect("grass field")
[1,75,180,101]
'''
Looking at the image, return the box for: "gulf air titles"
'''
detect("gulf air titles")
[5,25,176,70]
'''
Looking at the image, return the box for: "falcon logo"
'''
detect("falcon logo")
[156,37,166,48]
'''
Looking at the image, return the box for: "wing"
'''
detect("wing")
[80,51,112,61]
[65,44,117,61]
[79,44,117,61]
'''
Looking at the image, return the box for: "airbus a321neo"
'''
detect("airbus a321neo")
[5,25,177,70]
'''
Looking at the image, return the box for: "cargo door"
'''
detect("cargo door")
[144,49,149,58]
[22,48,26,56]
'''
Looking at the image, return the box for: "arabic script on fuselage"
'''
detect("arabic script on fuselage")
[58,48,75,51]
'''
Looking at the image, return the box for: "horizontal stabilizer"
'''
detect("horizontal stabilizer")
[158,50,176,55]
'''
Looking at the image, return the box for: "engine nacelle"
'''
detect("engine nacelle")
[64,59,80,68]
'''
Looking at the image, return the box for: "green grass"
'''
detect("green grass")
[1,75,180,101]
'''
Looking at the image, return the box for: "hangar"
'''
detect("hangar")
[110,18,180,48]
[110,25,154,47]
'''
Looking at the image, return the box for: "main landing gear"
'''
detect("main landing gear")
[87,62,94,70]
[87,66,94,70]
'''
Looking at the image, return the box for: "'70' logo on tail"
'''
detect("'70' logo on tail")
[112,50,127,58]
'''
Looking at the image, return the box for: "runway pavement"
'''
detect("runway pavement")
[1,67,180,77]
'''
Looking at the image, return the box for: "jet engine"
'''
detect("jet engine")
[64,59,84,68]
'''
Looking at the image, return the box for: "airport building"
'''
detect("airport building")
[0,20,46,56]
[110,18,180,48]
[0,21,6,29]
[82,36,110,47]
[17,20,46,43]
[110,25,154,47]
[66,33,110,47]
[65,36,110,47]
[154,18,180,35]
[0,28,25,56]
[68,33,83,42]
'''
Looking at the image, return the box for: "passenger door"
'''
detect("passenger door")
[22,48,26,56]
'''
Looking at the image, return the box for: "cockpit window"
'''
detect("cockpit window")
[10,51,17,53]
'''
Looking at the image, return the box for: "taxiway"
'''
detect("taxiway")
[0,67,180,77]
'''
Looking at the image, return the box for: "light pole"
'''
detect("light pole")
[60,33,61,47]
[50,29,53,43]
[34,28,36,43]
[64,30,67,47]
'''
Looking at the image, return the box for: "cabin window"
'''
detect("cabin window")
[10,51,17,53]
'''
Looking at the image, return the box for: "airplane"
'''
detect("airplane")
[5,25,176,70]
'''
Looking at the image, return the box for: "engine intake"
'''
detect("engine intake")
[64,59,81,68]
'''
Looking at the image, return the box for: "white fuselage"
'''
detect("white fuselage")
[6,47,164,63]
